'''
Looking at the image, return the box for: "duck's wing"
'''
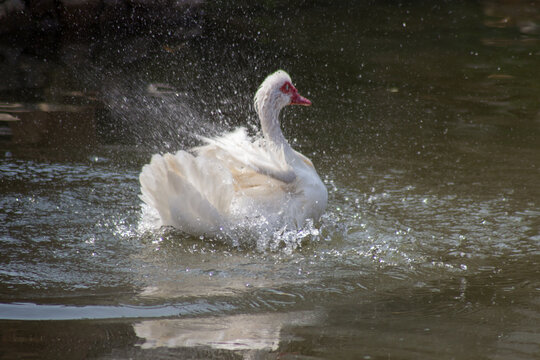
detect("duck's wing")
[139,150,233,235]
[196,128,296,185]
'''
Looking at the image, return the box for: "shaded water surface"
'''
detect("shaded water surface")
[1,1,539,359]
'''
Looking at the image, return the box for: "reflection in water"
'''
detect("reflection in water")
[134,311,319,352]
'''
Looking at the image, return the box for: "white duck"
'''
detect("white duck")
[139,70,327,236]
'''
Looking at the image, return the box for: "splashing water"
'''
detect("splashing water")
[138,201,326,254]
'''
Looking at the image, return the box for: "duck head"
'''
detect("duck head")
[254,70,311,116]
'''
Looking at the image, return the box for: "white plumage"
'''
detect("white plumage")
[139,70,327,236]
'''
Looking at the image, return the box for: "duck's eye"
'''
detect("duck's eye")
[281,82,292,94]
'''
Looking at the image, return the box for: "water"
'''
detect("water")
[1,1,540,359]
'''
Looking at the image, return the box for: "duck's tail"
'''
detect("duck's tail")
[139,151,233,235]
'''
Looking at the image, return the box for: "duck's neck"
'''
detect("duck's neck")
[259,102,290,148]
